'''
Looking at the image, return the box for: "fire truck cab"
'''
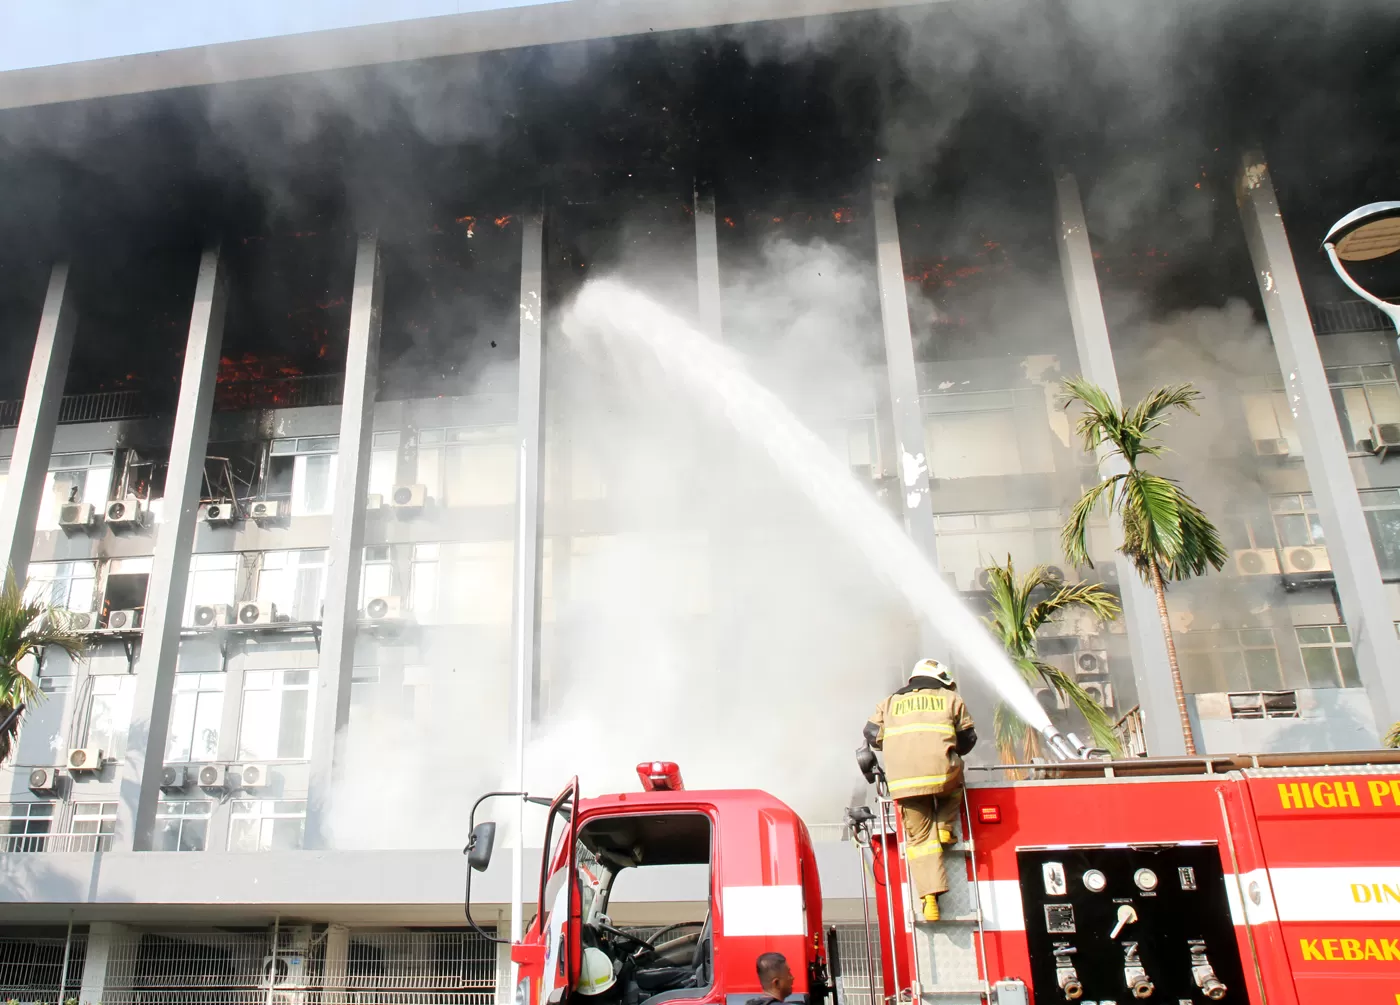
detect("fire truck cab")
[467,762,829,1005]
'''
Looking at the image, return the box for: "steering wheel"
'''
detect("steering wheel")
[594,921,657,955]
[645,922,705,957]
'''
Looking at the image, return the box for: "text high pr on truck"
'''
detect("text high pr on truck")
[463,750,1400,1005]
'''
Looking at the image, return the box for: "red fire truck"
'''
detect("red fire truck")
[465,751,1400,1005]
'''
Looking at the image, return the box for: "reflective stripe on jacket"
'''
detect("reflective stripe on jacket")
[869,685,974,798]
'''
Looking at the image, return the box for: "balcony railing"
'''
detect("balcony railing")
[1114,705,1148,758]
[0,389,157,429]
[1310,298,1398,336]
[0,831,114,853]
[215,373,344,412]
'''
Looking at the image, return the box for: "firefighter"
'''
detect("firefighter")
[863,658,977,922]
[747,952,794,1005]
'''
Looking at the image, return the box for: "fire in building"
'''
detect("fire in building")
[0,0,1398,1002]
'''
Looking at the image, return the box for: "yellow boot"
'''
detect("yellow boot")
[922,894,940,922]
[937,825,955,845]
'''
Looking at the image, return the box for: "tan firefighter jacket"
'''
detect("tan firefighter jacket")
[867,683,976,798]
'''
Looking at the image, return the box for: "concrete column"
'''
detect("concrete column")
[79,922,127,1004]
[323,923,350,1005]
[1053,172,1187,757]
[872,179,938,658]
[695,185,722,339]
[117,247,226,850]
[306,235,384,847]
[1237,153,1400,734]
[0,263,77,585]
[509,212,545,949]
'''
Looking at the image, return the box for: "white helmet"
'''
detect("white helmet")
[910,658,954,688]
[577,947,616,996]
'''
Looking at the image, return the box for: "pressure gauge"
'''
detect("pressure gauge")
[1082,869,1107,893]
[1134,868,1159,892]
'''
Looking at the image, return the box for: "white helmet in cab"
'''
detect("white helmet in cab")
[910,658,954,688]
[577,947,616,996]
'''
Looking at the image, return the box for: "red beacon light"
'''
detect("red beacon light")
[637,761,685,792]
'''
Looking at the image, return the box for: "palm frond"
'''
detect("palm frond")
[1034,662,1123,756]
[1160,491,1230,580]
[1124,383,1202,444]
[1059,376,1123,456]
[1027,581,1122,634]
[0,566,89,764]
[1383,721,1400,749]
[1062,473,1124,567]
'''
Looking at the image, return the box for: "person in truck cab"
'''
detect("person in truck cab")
[748,952,794,1005]
[863,658,977,923]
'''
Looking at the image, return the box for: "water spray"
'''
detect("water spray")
[563,278,1086,761]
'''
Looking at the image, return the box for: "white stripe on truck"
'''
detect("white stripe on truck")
[722,885,806,936]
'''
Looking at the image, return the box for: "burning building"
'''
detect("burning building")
[0,0,1398,1000]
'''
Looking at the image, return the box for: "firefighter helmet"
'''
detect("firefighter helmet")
[577,947,617,996]
[910,658,954,688]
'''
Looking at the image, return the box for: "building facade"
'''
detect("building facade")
[0,0,1398,1001]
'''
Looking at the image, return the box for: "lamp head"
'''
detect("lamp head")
[1324,201,1400,262]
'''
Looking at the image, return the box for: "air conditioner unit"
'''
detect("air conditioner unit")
[58,502,95,530]
[200,501,236,525]
[66,747,104,772]
[238,764,271,789]
[45,610,94,633]
[250,500,281,523]
[106,608,143,631]
[1234,548,1281,576]
[1370,423,1400,459]
[236,601,276,626]
[972,567,994,592]
[1041,565,1081,586]
[1253,438,1291,458]
[389,483,426,511]
[28,767,59,793]
[1280,545,1332,577]
[1075,649,1109,678]
[160,766,190,791]
[363,596,402,621]
[193,603,234,628]
[105,496,143,529]
[197,764,229,790]
[263,953,308,987]
[1083,681,1116,709]
[1033,686,1067,712]
[366,493,384,511]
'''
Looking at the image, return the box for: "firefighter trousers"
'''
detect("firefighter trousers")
[898,791,962,898]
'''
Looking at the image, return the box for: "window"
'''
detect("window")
[228,799,307,852]
[25,561,97,616]
[1177,629,1284,693]
[1296,625,1361,688]
[102,555,152,625]
[257,549,328,623]
[165,672,225,763]
[86,675,136,756]
[417,426,517,507]
[923,389,1053,479]
[368,431,400,500]
[238,669,315,760]
[1327,363,1400,452]
[1270,494,1324,548]
[70,801,117,851]
[359,546,395,609]
[1219,512,1278,552]
[409,541,513,624]
[1359,488,1400,579]
[37,451,114,531]
[1227,691,1300,720]
[1241,378,1302,456]
[934,509,1068,591]
[183,553,239,625]
[268,437,339,516]
[0,802,54,852]
[155,800,212,851]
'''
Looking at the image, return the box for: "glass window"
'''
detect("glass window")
[416,425,517,507]
[1271,494,1324,547]
[1241,390,1302,456]
[1297,625,1362,689]
[86,675,136,756]
[359,546,395,608]
[165,672,225,763]
[25,561,98,616]
[183,553,239,625]
[0,802,55,852]
[257,550,328,622]
[1360,489,1400,579]
[37,452,115,531]
[409,541,512,624]
[228,799,307,852]
[368,431,400,500]
[155,800,212,851]
[933,509,1067,591]
[1176,629,1284,694]
[238,669,316,760]
[1327,363,1400,452]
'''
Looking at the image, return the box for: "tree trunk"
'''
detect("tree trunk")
[1148,560,1198,755]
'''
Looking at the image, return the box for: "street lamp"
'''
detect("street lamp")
[1323,201,1400,344]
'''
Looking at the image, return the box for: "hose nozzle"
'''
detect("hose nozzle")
[1041,726,1089,761]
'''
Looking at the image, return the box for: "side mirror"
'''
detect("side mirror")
[466,821,497,872]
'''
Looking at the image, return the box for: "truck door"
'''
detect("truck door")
[538,777,581,1005]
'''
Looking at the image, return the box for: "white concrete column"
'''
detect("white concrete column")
[510,212,545,952]
[695,185,722,339]
[323,923,351,1005]
[1237,153,1400,733]
[1053,172,1187,757]
[306,235,384,847]
[117,247,227,849]
[0,263,77,585]
[79,920,127,1003]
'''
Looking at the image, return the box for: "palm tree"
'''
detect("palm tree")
[0,568,86,764]
[982,556,1124,764]
[1060,377,1227,756]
